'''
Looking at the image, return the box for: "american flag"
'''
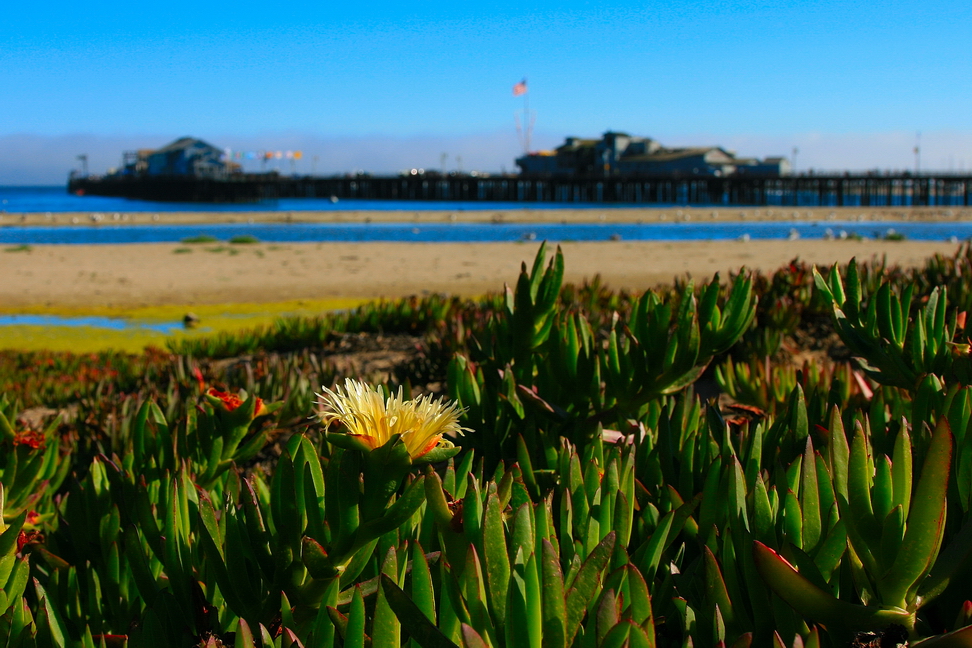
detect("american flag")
[512,79,528,96]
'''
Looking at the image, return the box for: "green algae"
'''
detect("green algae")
[0,298,369,353]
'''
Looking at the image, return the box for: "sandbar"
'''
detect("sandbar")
[4,205,972,227]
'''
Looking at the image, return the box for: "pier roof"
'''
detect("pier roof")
[153,137,220,154]
[621,147,732,162]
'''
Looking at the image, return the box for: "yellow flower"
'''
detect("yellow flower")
[317,379,468,459]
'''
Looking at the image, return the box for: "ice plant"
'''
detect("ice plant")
[11,428,44,450]
[291,381,468,594]
[317,378,467,461]
[16,530,41,555]
[205,387,267,417]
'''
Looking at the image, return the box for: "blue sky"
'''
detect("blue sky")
[2,0,970,182]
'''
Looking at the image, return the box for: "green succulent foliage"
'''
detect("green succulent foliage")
[602,272,757,411]
[0,498,32,634]
[7,244,972,647]
[375,446,654,648]
[715,355,862,419]
[753,416,963,641]
[0,410,71,520]
[450,244,757,467]
[815,258,972,389]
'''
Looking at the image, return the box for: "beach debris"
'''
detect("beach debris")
[787,228,800,241]
[183,312,201,328]
[849,624,908,648]
[602,422,647,445]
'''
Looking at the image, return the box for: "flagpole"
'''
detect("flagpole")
[513,78,531,156]
[524,85,530,153]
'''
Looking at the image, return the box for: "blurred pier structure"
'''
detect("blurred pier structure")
[68,173,972,207]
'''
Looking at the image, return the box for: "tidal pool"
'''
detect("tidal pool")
[0,314,188,333]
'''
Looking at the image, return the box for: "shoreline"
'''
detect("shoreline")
[4,205,972,227]
[0,239,962,312]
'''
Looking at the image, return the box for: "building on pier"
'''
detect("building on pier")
[516,131,789,178]
[118,137,236,179]
[734,156,791,177]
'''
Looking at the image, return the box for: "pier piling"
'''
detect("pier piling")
[68,173,972,207]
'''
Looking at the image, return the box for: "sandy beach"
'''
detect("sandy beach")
[0,206,967,310]
[0,237,962,310]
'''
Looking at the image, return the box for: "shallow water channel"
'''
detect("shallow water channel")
[0,314,189,332]
[0,219,969,245]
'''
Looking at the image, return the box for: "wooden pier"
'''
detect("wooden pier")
[68,173,972,207]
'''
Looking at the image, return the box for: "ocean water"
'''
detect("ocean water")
[0,221,972,245]
[0,220,966,245]
[0,185,644,214]
[0,186,967,244]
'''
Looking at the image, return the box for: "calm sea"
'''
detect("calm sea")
[0,185,635,214]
